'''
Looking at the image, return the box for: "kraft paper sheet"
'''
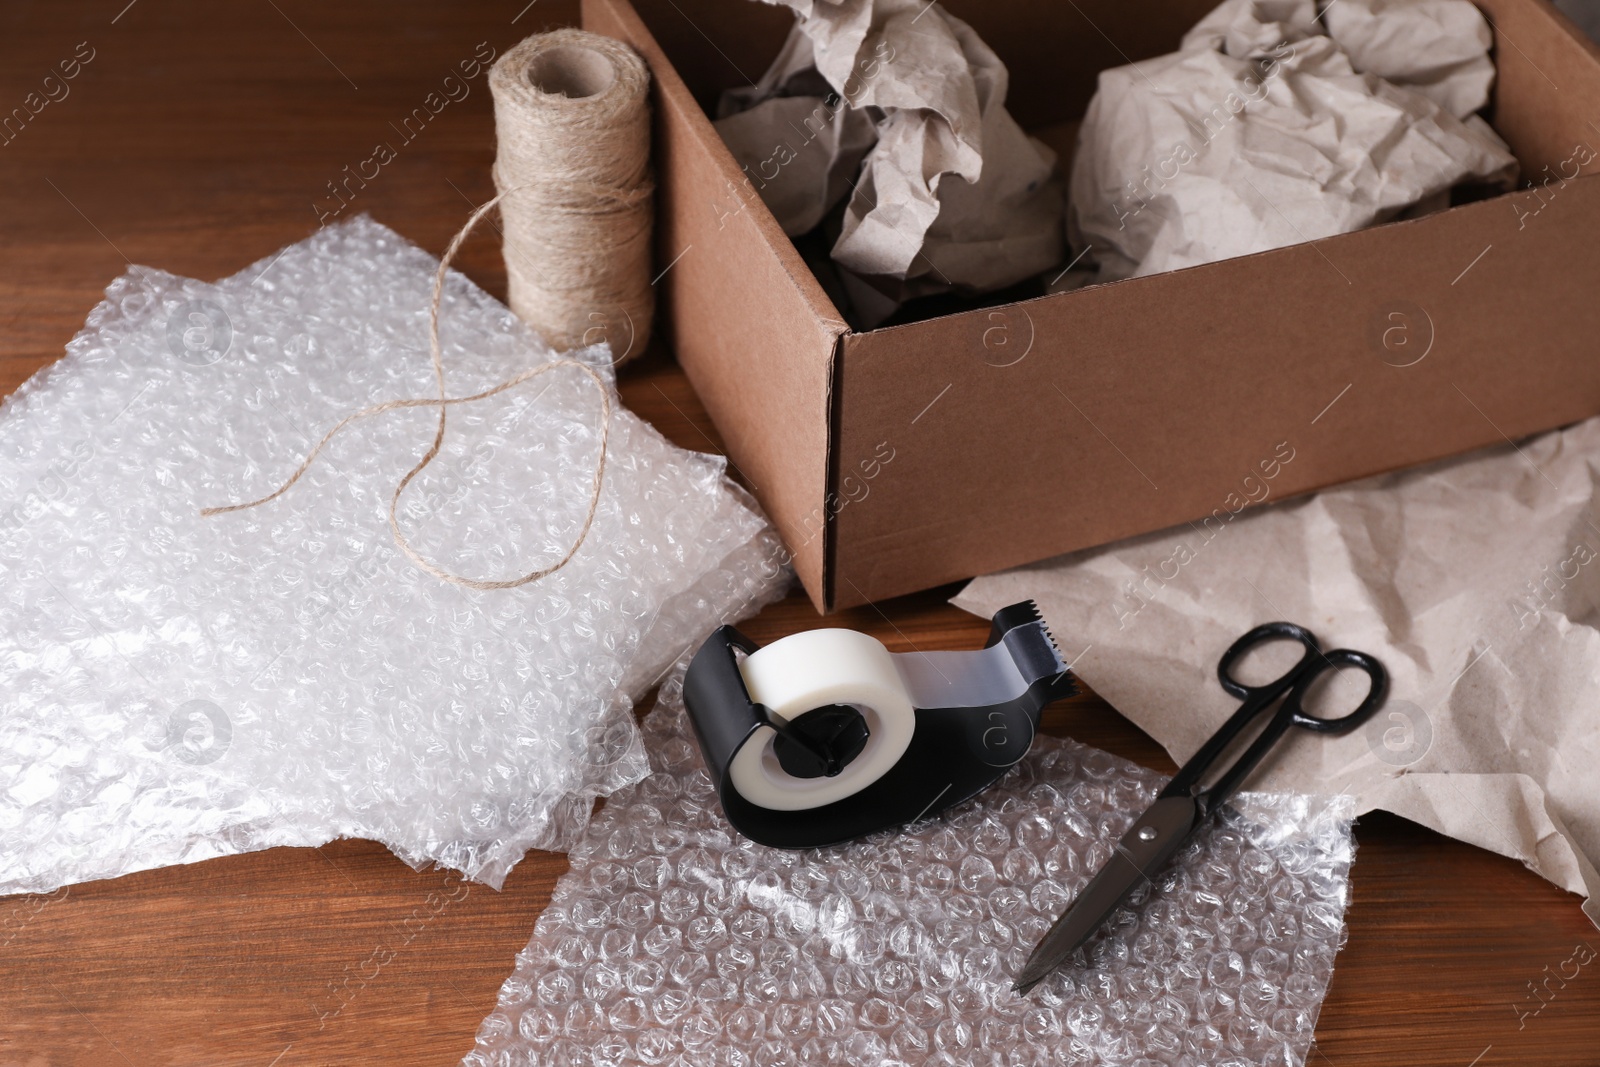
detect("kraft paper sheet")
[957,425,1600,928]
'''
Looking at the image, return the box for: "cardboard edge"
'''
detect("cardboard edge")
[1478,0,1600,171]
[585,0,849,338]
[821,330,847,612]
[584,0,849,612]
[1537,0,1600,64]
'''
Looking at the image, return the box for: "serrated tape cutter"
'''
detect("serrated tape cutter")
[683,601,1077,848]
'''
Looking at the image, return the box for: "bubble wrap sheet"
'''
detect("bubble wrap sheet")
[466,665,1355,1067]
[0,216,787,895]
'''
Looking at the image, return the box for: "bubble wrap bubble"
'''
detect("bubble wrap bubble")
[0,216,789,895]
[465,664,1355,1067]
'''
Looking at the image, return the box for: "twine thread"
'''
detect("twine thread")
[201,189,613,591]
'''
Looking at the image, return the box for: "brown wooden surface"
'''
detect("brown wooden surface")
[1,3,1596,1066]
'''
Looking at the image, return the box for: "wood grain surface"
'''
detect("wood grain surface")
[1,3,1596,1066]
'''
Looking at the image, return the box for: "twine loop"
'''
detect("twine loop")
[201,188,613,591]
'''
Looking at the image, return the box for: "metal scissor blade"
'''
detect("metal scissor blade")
[1013,795,1203,994]
[1011,850,1148,994]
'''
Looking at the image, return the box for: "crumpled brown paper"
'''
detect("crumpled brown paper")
[1180,0,1321,59]
[714,28,878,236]
[1183,0,1495,118]
[1323,0,1497,118]
[1190,0,1497,119]
[715,0,1063,318]
[1072,0,1516,282]
[955,423,1600,928]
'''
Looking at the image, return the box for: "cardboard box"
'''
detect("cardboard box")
[583,0,1600,612]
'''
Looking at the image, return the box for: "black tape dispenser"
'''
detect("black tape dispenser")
[682,601,1077,848]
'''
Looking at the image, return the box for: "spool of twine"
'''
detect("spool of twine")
[491,29,654,363]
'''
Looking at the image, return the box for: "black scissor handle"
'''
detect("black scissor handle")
[1284,647,1388,733]
[1169,621,1391,809]
[1218,622,1388,733]
[1216,621,1322,701]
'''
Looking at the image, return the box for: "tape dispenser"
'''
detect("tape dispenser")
[683,601,1077,848]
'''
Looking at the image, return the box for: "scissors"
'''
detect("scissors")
[1013,621,1387,994]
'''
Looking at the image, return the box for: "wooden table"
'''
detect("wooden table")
[1,3,1595,1064]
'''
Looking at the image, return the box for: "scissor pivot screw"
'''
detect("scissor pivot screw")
[1137,826,1157,841]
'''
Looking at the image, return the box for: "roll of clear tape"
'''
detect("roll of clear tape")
[731,629,916,811]
[683,601,1075,843]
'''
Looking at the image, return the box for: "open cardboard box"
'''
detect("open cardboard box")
[583,0,1600,613]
